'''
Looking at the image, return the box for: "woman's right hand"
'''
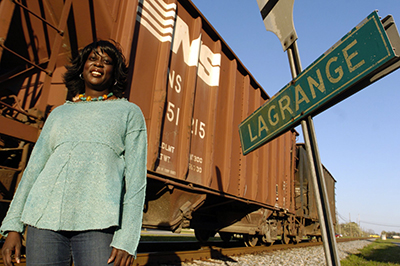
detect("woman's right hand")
[1,231,22,265]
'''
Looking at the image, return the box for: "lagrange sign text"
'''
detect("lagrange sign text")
[239,12,396,154]
[248,39,364,141]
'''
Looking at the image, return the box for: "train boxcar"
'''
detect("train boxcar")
[0,0,335,247]
[295,144,336,242]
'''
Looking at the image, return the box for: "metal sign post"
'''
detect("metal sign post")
[246,1,400,266]
[287,40,341,266]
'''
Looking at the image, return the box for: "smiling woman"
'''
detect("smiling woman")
[81,49,115,94]
[63,40,128,102]
[0,40,147,266]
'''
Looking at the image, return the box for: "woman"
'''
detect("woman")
[0,40,147,266]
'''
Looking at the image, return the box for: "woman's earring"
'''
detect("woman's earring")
[79,73,84,80]
[114,80,118,86]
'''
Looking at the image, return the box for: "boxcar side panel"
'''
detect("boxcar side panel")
[128,0,176,171]
[186,31,221,186]
[210,56,237,193]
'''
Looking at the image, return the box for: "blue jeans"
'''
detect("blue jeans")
[26,226,114,266]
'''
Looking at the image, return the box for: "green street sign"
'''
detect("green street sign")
[239,11,400,155]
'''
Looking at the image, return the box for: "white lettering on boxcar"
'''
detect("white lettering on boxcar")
[191,118,205,139]
[138,0,221,87]
[166,101,180,126]
[161,142,175,153]
[158,153,171,162]
[169,70,182,93]
[172,17,221,86]
[189,153,203,173]
[197,43,221,87]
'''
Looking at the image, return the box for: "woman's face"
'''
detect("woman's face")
[82,48,114,92]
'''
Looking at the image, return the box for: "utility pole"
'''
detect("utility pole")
[349,213,352,237]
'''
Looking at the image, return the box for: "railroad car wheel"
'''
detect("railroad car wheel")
[261,238,274,246]
[219,232,232,243]
[244,234,258,247]
[260,234,274,246]
[282,233,290,244]
[194,229,212,243]
[282,226,290,245]
[291,236,300,244]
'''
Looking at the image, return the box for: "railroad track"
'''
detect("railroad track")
[134,238,363,265]
[0,238,363,266]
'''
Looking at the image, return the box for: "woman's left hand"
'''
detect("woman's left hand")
[108,247,134,266]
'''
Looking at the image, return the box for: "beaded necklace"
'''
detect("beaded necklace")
[78,92,113,101]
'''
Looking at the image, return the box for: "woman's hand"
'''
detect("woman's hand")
[108,247,134,266]
[1,231,22,266]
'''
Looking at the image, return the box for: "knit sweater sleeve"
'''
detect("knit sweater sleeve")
[110,105,147,256]
[0,111,56,236]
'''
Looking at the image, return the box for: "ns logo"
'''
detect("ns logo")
[138,0,221,87]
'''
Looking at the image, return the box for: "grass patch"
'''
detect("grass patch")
[341,239,400,265]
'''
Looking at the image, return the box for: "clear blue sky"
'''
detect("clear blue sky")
[191,0,400,234]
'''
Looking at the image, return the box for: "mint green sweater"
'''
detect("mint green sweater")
[0,99,147,256]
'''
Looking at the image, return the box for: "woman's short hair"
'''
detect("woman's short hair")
[63,40,128,99]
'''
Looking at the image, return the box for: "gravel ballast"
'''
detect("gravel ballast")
[181,240,373,266]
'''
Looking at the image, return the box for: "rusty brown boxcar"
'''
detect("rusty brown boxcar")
[295,144,336,242]
[0,0,335,247]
